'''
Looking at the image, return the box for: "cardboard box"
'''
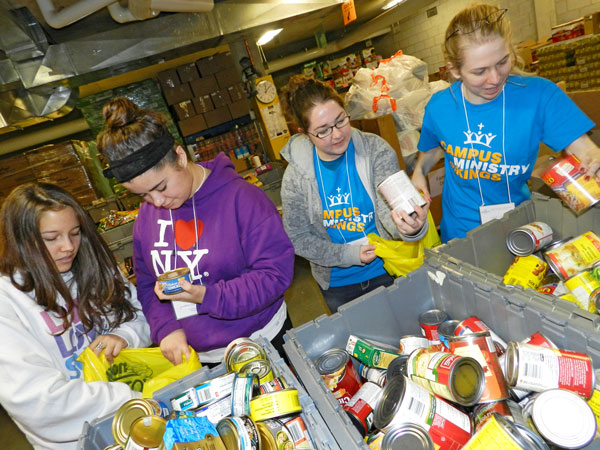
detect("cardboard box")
[178,114,207,136]
[156,69,180,90]
[190,75,218,97]
[172,100,196,121]
[569,89,600,128]
[210,89,230,108]
[228,99,250,119]
[38,166,98,206]
[162,83,193,105]
[229,154,249,173]
[584,11,600,35]
[0,168,36,190]
[25,141,80,167]
[0,153,29,179]
[350,115,406,171]
[196,52,235,76]
[192,95,214,114]
[215,68,241,89]
[227,84,246,103]
[204,106,232,128]
[176,63,200,84]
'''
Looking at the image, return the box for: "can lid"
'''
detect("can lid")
[314,348,349,375]
[507,228,537,256]
[373,375,407,430]
[128,416,166,448]
[436,320,460,338]
[386,355,409,381]
[512,424,550,450]
[504,342,519,387]
[491,413,535,449]
[381,423,434,450]
[418,309,448,326]
[255,422,277,450]
[450,356,485,406]
[239,359,272,379]
[531,389,596,448]
[112,399,160,446]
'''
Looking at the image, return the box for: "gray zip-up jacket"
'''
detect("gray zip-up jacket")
[280,127,428,290]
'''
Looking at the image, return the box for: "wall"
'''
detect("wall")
[556,0,600,23]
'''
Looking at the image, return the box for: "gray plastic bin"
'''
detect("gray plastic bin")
[283,255,600,450]
[77,337,339,450]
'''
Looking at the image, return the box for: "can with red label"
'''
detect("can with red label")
[505,342,595,399]
[454,316,508,356]
[259,377,287,394]
[358,364,387,387]
[418,309,448,343]
[471,399,524,433]
[437,319,460,350]
[521,332,558,349]
[448,332,509,403]
[343,381,383,436]
[506,222,554,256]
[314,348,361,407]
[407,348,485,406]
[374,375,473,450]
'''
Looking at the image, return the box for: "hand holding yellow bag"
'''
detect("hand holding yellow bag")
[77,346,202,398]
[368,211,441,278]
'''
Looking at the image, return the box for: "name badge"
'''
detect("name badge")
[173,301,197,320]
[479,202,515,224]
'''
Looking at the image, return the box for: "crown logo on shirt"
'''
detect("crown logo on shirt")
[327,187,350,207]
[463,130,496,148]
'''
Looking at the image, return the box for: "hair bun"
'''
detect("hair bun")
[102,97,140,129]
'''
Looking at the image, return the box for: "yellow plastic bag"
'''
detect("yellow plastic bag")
[77,346,201,398]
[368,211,441,278]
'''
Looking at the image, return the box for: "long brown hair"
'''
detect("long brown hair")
[0,183,137,334]
[97,97,179,169]
[281,75,345,132]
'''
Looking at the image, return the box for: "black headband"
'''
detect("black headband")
[102,131,175,183]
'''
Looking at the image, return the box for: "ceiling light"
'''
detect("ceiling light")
[257,29,283,46]
[383,0,406,10]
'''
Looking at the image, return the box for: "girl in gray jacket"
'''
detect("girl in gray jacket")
[280,76,430,313]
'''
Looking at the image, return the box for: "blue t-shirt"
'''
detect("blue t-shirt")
[313,139,386,287]
[418,76,595,242]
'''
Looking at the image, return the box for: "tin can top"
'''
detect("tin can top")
[381,423,434,450]
[157,267,190,282]
[507,228,538,256]
[437,320,461,338]
[112,399,163,446]
[226,340,267,372]
[373,374,408,429]
[216,416,260,450]
[447,355,486,406]
[504,342,519,387]
[386,355,409,381]
[531,389,596,449]
[491,413,546,450]
[239,358,272,379]
[418,309,449,326]
[314,348,349,375]
[128,416,166,448]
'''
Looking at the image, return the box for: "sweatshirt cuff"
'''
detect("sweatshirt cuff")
[400,219,429,242]
[197,285,217,316]
[155,320,183,344]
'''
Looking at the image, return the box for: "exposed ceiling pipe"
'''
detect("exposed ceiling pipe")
[35,0,118,29]
[108,0,214,23]
[0,118,89,155]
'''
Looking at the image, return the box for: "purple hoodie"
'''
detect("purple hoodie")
[132,153,295,352]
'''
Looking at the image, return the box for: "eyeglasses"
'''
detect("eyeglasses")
[445,8,507,41]
[308,115,350,139]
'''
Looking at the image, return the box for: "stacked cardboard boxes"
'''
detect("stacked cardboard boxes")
[158,52,251,138]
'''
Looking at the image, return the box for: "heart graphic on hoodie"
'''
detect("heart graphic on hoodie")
[174,219,204,250]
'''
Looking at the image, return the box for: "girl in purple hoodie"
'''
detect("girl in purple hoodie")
[97,97,295,365]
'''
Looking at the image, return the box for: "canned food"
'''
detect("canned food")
[112,399,169,446]
[536,281,569,296]
[407,348,485,406]
[171,372,235,411]
[503,255,548,290]
[259,377,287,394]
[249,389,302,421]
[471,400,520,432]
[505,342,595,399]
[225,338,267,373]
[343,381,383,436]
[157,268,191,294]
[216,416,260,450]
[541,153,600,213]
[380,423,434,450]
[193,395,232,424]
[256,420,293,450]
[521,331,557,349]
[564,269,600,312]
[238,358,274,384]
[124,416,166,450]
[530,389,596,449]
[279,415,315,449]
[231,373,259,417]
[359,364,387,387]
[506,222,554,256]
[346,335,400,369]
[437,320,460,350]
[373,375,473,449]
[385,354,409,381]
[377,170,427,215]
[454,316,508,355]
[314,348,361,406]
[543,232,600,280]
[586,370,600,428]
[418,309,449,342]
[448,332,509,403]
[462,413,547,450]
[398,335,430,355]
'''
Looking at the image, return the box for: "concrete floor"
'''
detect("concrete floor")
[0,256,328,449]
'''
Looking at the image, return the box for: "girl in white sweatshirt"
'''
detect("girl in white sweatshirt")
[0,182,151,450]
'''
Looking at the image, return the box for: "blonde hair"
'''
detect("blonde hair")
[444,3,518,72]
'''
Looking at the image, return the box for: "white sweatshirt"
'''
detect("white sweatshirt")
[0,272,151,450]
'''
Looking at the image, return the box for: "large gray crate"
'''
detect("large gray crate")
[77,337,339,450]
[283,256,600,450]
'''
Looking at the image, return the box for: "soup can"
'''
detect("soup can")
[541,153,600,213]
[530,389,596,449]
[225,338,267,373]
[314,348,361,406]
[418,309,449,343]
[216,416,260,450]
[249,389,302,421]
[156,268,191,294]
[503,255,548,290]
[373,375,473,449]
[448,332,509,403]
[506,222,554,256]
[462,413,548,450]
[238,358,274,384]
[380,423,434,450]
[398,335,430,355]
[124,416,166,450]
[505,342,595,399]
[343,381,383,436]
[437,320,460,350]
[359,363,387,387]
[377,170,427,215]
[406,348,485,406]
[543,231,600,280]
[564,269,600,312]
[454,316,508,356]
[112,399,169,446]
[536,281,569,296]
[279,415,315,449]
[521,331,557,349]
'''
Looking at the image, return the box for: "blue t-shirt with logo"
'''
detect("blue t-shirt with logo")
[313,139,386,287]
[418,76,594,242]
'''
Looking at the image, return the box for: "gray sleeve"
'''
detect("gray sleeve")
[281,167,363,268]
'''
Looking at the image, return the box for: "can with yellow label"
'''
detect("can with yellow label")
[249,389,302,421]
